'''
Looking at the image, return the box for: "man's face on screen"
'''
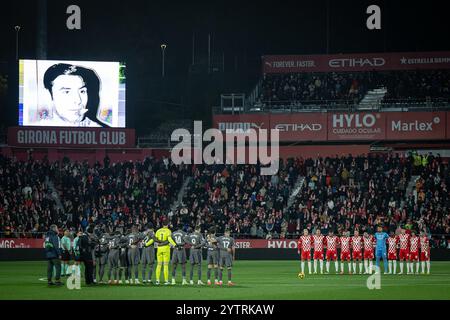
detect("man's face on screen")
[51,75,88,123]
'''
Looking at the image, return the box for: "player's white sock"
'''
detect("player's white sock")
[314,260,317,273]
[359,262,363,274]
[301,261,305,274]
[426,261,430,274]
[421,261,425,273]
[326,261,330,273]
[409,262,413,274]
[352,262,356,273]
[393,260,397,274]
[308,261,312,274]
[400,261,404,273]
[341,263,344,273]
[416,262,420,274]
[319,260,324,273]
[388,260,392,273]
[364,260,368,273]
[334,261,339,273]
[369,261,373,274]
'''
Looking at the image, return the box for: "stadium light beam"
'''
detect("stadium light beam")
[161,44,167,77]
[14,25,21,61]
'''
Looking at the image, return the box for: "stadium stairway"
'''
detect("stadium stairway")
[45,177,65,213]
[357,87,387,110]
[405,175,420,199]
[285,175,306,214]
[170,176,192,211]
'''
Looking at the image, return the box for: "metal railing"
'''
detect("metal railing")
[215,97,450,114]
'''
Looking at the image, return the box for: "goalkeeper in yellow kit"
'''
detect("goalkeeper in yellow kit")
[146,220,176,285]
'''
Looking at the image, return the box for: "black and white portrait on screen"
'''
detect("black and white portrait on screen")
[19,60,126,128]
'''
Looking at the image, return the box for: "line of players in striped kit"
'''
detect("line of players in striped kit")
[297,228,431,275]
[82,224,236,286]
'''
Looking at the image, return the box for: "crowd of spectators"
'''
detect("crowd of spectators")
[257,69,450,108]
[0,154,59,238]
[381,70,450,102]
[53,155,187,235]
[0,152,449,248]
[171,159,301,238]
[411,153,450,247]
[285,153,449,247]
[260,72,369,106]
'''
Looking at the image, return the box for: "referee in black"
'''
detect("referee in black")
[79,227,96,285]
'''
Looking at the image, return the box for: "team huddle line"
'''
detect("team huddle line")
[45,221,236,286]
[297,226,431,275]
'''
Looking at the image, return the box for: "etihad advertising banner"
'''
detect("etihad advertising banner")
[268,113,327,141]
[7,126,136,148]
[213,112,450,142]
[262,51,450,74]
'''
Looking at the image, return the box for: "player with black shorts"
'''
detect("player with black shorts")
[217,229,235,286]
[60,230,72,277]
[72,231,83,278]
[171,228,188,285]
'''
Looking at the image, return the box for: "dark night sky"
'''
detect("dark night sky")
[0,0,449,129]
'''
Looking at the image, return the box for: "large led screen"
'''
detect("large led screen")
[19,59,126,127]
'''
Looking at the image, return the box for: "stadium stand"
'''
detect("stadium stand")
[253,69,450,112]
[1,152,448,247]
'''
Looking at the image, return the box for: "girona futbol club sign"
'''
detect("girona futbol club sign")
[7,127,136,148]
[262,51,450,73]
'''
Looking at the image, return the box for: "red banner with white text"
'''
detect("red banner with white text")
[213,112,450,142]
[0,238,44,249]
[263,51,450,74]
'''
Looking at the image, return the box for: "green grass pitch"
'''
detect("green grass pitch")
[1,260,450,300]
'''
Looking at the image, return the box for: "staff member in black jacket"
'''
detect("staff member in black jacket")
[78,227,96,285]
[44,224,62,286]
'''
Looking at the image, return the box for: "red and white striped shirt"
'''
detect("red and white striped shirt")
[351,235,363,252]
[410,236,419,253]
[340,236,351,253]
[420,236,430,252]
[399,234,410,250]
[312,235,325,252]
[297,235,312,252]
[387,236,398,254]
[363,236,374,252]
[325,235,339,252]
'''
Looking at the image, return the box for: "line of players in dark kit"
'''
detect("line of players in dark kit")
[60,223,236,286]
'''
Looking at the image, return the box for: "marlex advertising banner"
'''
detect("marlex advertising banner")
[213,112,450,142]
